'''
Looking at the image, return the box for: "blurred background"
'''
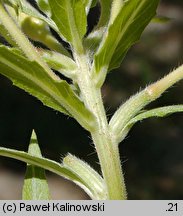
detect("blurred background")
[0,0,182,199]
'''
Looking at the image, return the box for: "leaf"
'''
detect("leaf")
[152,15,171,23]
[84,27,106,59]
[91,0,97,8]
[0,45,66,114]
[97,0,112,28]
[110,65,183,143]
[84,0,93,14]
[39,50,77,80]
[48,0,87,47]
[127,105,183,127]
[35,0,51,17]
[109,89,151,143]
[22,130,50,200]
[3,0,19,8]
[63,153,107,199]
[113,105,183,144]
[84,0,111,59]
[0,45,95,131]
[0,147,103,199]
[93,0,159,86]
[84,0,97,14]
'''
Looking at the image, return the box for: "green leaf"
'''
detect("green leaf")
[84,27,106,59]
[152,15,171,23]
[22,130,50,200]
[0,147,103,199]
[91,0,97,8]
[35,0,51,17]
[63,153,107,199]
[84,0,92,14]
[0,45,95,131]
[114,105,183,144]
[48,0,87,50]
[39,50,77,80]
[93,0,159,86]
[0,45,67,115]
[84,0,111,59]
[2,0,19,8]
[110,65,183,143]
[97,0,112,28]
[127,105,183,127]
[84,0,97,14]
[109,90,152,143]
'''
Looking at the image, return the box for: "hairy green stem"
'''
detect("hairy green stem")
[110,64,183,143]
[146,64,183,98]
[75,54,127,199]
[42,35,70,56]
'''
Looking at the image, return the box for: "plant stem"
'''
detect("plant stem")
[75,54,127,199]
[146,64,183,99]
[42,35,70,56]
[109,64,183,143]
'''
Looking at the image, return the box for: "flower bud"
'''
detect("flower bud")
[21,15,50,42]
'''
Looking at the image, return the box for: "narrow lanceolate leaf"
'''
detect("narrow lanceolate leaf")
[97,0,112,28]
[110,65,183,143]
[84,0,111,54]
[22,130,50,200]
[48,0,87,50]
[0,147,100,199]
[84,0,96,14]
[114,105,183,144]
[93,0,159,86]
[127,105,183,127]
[39,50,77,80]
[84,27,106,59]
[151,16,171,23]
[0,45,95,131]
[35,0,51,17]
[63,154,107,200]
[3,0,19,8]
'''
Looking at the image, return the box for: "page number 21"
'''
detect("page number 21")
[166,203,178,212]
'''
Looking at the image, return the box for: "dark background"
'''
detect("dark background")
[0,0,183,199]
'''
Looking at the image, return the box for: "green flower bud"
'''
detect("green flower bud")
[20,14,70,55]
[21,16,50,42]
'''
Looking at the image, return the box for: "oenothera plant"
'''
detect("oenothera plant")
[0,0,182,200]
